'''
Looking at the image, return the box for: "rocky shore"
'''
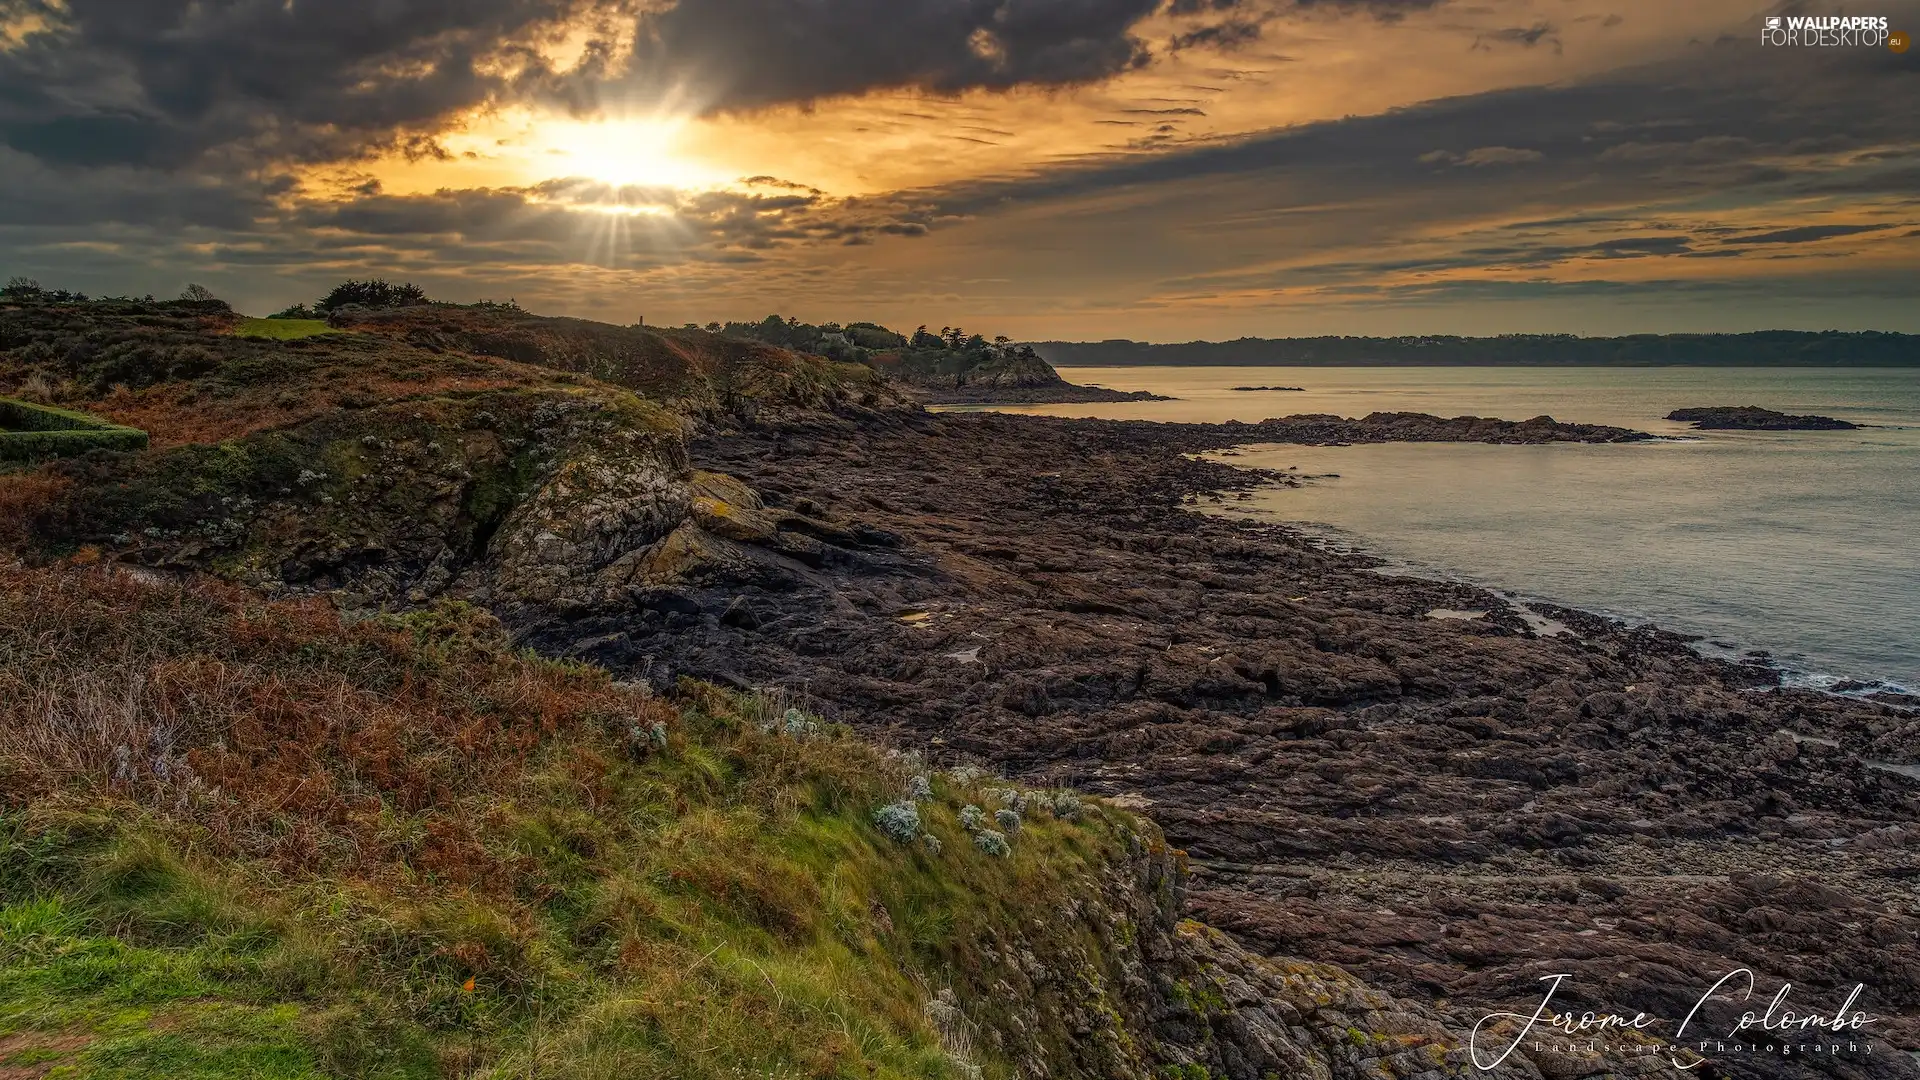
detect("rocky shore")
[1668,406,1859,430]
[12,297,1916,1078]
[919,382,1169,405]
[525,408,1919,1080]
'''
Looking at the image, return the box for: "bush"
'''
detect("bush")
[782,707,819,739]
[972,830,1011,858]
[268,303,320,320]
[994,808,1021,836]
[1047,792,1084,822]
[920,832,943,856]
[0,398,148,461]
[906,775,933,802]
[871,802,921,844]
[317,279,428,312]
[958,805,985,832]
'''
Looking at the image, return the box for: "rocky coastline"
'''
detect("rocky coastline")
[11,297,1916,1078]
[531,408,1919,1080]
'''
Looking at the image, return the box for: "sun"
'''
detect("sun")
[541,116,725,191]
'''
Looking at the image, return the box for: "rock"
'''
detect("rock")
[1667,406,1859,430]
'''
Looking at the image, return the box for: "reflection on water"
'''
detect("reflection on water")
[971,366,1920,690]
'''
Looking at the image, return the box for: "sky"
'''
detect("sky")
[1,0,1916,340]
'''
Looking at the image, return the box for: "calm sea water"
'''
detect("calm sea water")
[958,366,1920,691]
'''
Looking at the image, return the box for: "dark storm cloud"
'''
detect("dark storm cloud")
[0,0,607,169]
[586,0,1463,115]
[0,0,1452,179]
[609,0,1161,113]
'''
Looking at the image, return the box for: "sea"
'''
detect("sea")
[948,365,1920,693]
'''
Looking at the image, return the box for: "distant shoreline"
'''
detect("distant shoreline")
[1033,331,1920,368]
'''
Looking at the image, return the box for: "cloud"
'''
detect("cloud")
[1170,20,1264,51]
[1417,145,1542,167]
[1472,22,1560,50]
[1722,224,1896,245]
[3,0,1917,336]
[608,0,1163,114]
[1458,146,1545,167]
[0,0,1445,179]
[0,0,611,171]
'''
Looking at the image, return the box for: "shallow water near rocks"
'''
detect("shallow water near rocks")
[974,365,1920,691]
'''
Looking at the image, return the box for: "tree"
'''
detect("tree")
[181,283,217,303]
[3,277,42,299]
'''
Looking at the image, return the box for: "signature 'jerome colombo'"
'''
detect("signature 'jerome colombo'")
[1469,971,1879,1071]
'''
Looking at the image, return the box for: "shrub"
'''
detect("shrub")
[871,802,921,844]
[906,774,933,802]
[0,398,149,461]
[920,833,943,856]
[972,830,1011,858]
[782,707,818,739]
[958,805,986,832]
[318,279,429,312]
[1047,792,1084,822]
[994,808,1021,836]
[268,303,320,320]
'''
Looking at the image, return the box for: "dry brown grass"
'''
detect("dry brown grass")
[0,562,671,886]
[0,472,70,545]
[86,372,535,450]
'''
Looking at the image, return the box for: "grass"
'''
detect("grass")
[232,319,337,340]
[0,561,1154,1079]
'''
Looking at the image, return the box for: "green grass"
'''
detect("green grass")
[232,318,336,340]
[0,564,1164,1079]
[0,896,332,1079]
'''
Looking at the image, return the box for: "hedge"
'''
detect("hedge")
[0,398,149,461]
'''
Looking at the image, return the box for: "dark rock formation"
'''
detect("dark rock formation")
[1668,406,1859,430]
[1229,385,1306,392]
[918,382,1169,405]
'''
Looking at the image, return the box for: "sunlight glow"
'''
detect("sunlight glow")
[541,117,726,191]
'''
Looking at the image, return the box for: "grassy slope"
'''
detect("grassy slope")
[0,300,1193,1079]
[0,561,1159,1080]
[0,299,904,592]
